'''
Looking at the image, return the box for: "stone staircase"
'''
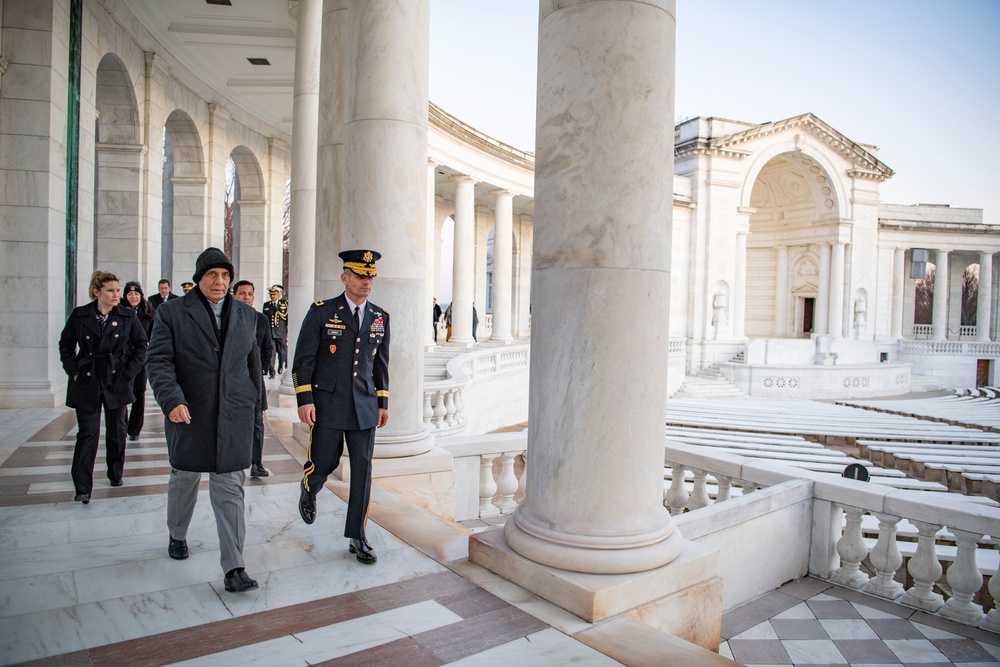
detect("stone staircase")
[672,364,745,398]
[424,345,474,381]
[909,373,951,393]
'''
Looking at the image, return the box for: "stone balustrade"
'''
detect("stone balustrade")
[901,339,1000,356]
[662,442,1000,631]
[423,343,530,435]
[960,325,979,339]
[913,324,932,339]
[438,433,527,521]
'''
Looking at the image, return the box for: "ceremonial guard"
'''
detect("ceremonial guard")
[292,249,389,564]
[263,285,289,377]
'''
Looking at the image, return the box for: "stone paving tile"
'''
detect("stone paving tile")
[930,638,998,663]
[770,619,830,640]
[721,591,801,639]
[833,638,901,663]
[869,619,931,640]
[727,638,791,664]
[807,599,863,620]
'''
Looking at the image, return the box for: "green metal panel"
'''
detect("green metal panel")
[65,0,82,316]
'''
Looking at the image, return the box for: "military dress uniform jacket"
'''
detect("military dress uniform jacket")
[292,294,389,430]
[263,299,288,340]
[146,290,262,473]
[58,303,147,412]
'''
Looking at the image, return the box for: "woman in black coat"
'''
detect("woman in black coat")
[123,281,155,441]
[58,271,147,503]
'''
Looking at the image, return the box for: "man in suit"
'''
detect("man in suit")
[232,280,275,478]
[432,297,441,342]
[147,247,262,593]
[263,285,288,377]
[148,279,179,311]
[292,249,389,564]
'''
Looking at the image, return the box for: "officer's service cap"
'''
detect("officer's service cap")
[339,249,380,277]
[269,284,283,294]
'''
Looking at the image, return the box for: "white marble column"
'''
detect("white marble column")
[314,0,347,298]
[287,0,322,367]
[733,230,747,339]
[816,243,831,335]
[449,175,476,346]
[829,241,845,337]
[977,252,993,341]
[774,245,788,336]
[490,189,514,343]
[891,248,905,339]
[932,249,949,340]
[342,0,433,457]
[504,0,682,574]
[425,159,438,348]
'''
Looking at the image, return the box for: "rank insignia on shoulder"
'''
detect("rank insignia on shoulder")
[313,300,324,307]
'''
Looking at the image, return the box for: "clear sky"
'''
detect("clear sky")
[429,0,1000,225]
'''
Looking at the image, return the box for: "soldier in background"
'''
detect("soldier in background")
[263,284,288,377]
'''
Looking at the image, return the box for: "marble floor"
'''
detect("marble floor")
[0,389,996,666]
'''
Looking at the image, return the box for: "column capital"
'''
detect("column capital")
[489,188,514,198]
[449,174,477,186]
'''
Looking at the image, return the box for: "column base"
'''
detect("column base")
[470,527,722,649]
[375,427,435,457]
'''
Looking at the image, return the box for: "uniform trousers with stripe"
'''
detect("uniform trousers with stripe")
[303,392,375,541]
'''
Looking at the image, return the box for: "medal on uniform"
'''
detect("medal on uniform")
[329,344,337,354]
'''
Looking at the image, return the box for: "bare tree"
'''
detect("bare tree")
[914,265,935,325]
[282,177,291,291]
[223,157,236,258]
[961,264,979,327]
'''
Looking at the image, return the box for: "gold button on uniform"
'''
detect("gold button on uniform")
[354,360,358,365]
[353,371,357,376]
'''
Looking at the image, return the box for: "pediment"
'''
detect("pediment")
[683,113,895,182]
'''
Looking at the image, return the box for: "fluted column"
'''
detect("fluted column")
[425,159,438,347]
[505,0,682,574]
[449,175,476,346]
[490,189,514,343]
[774,245,788,336]
[816,243,831,335]
[891,248,904,339]
[932,249,949,340]
[314,0,347,298]
[829,241,845,337]
[733,230,747,339]
[287,0,322,368]
[977,252,993,341]
[342,0,433,456]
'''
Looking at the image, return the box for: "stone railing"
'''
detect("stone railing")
[663,443,1000,630]
[439,433,527,521]
[960,325,978,339]
[912,324,932,339]
[900,340,1000,357]
[423,343,530,435]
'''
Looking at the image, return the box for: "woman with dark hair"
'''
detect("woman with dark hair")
[58,271,147,503]
[123,281,155,441]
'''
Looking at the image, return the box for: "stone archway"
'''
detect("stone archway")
[94,53,141,282]
[228,145,266,288]
[745,152,841,338]
[162,109,205,286]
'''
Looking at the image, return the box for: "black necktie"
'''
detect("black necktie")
[355,306,361,330]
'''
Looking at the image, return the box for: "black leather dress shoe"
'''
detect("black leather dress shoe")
[110,478,123,487]
[268,369,276,379]
[349,538,377,564]
[224,568,258,593]
[298,487,316,524]
[250,463,269,477]
[128,434,138,441]
[73,493,90,504]
[168,537,189,560]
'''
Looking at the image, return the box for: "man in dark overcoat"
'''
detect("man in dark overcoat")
[263,284,288,377]
[147,247,262,593]
[59,270,147,503]
[232,279,275,478]
[292,249,389,564]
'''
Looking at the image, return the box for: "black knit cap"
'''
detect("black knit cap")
[193,247,235,283]
[123,281,144,297]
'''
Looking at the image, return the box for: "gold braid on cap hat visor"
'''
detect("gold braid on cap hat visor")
[343,261,377,277]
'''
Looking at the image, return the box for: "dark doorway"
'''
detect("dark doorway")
[977,359,990,387]
[803,298,815,335]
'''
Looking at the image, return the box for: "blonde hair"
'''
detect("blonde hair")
[89,270,119,300]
